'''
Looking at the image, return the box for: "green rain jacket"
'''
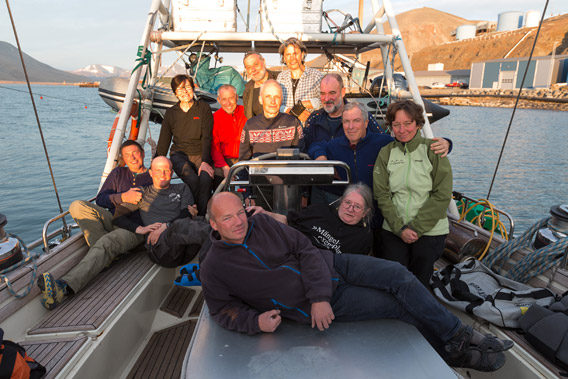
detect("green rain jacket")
[373,132,452,237]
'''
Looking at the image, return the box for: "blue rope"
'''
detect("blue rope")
[482,217,548,273]
[482,217,568,284]
[1,234,41,299]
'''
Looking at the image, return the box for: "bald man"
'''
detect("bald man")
[238,79,303,161]
[112,156,210,268]
[199,192,511,372]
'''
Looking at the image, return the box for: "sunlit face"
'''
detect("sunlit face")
[244,54,268,83]
[260,82,282,118]
[320,76,345,116]
[342,107,368,145]
[218,87,238,114]
[121,144,145,173]
[338,191,368,225]
[149,157,173,189]
[210,193,248,244]
[391,110,420,143]
[283,45,304,70]
[175,80,194,103]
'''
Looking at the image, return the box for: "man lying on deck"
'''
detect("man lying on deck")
[38,140,152,310]
[38,157,209,310]
[112,156,210,268]
[200,192,513,372]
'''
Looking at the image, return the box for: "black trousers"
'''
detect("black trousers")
[170,151,213,216]
[379,229,447,288]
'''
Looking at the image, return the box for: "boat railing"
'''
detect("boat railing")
[38,197,95,254]
[453,192,515,237]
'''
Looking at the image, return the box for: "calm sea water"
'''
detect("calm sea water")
[0,84,567,244]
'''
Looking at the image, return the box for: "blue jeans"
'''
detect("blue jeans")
[331,254,461,349]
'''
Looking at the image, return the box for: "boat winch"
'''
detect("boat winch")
[534,204,568,249]
[0,214,24,271]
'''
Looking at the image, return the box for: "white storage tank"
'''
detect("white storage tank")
[524,10,540,27]
[497,11,524,32]
[171,0,237,32]
[260,0,323,33]
[456,24,477,40]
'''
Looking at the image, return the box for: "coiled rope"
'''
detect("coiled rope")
[457,198,509,261]
[0,234,40,298]
[482,217,568,284]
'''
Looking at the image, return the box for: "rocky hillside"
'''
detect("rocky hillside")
[0,41,87,83]
[362,8,568,72]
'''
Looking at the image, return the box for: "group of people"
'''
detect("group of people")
[36,37,511,372]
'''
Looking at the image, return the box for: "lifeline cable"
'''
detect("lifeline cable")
[486,0,549,200]
[0,84,107,109]
[5,0,68,231]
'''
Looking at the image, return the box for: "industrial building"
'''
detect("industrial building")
[469,55,568,89]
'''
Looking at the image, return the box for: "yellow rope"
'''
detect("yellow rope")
[455,198,509,261]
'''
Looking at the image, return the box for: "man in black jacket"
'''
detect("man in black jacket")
[242,51,278,119]
[200,192,512,372]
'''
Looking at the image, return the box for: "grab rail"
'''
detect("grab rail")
[40,197,95,254]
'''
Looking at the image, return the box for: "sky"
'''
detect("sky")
[1,0,566,72]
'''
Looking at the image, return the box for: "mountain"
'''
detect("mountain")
[71,64,130,80]
[0,41,87,83]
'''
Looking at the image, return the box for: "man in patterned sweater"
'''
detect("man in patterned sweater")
[238,80,304,209]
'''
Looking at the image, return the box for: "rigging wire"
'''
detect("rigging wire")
[0,84,107,109]
[5,0,68,228]
[486,0,550,200]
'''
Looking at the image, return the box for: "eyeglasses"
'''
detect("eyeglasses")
[176,85,193,94]
[341,199,365,213]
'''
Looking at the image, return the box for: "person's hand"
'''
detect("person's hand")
[222,165,231,178]
[298,109,311,123]
[244,197,256,207]
[258,309,281,332]
[430,137,450,158]
[147,223,167,245]
[198,162,215,178]
[401,228,419,244]
[246,206,264,216]
[311,301,335,331]
[135,222,162,235]
[121,188,143,204]
[315,155,328,161]
[188,204,198,218]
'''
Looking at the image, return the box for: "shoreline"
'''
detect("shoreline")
[0,81,98,86]
[421,87,568,111]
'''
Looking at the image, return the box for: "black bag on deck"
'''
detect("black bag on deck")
[0,328,46,379]
[431,259,557,328]
[519,294,568,369]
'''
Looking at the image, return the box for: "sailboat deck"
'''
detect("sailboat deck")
[19,336,88,379]
[29,251,153,335]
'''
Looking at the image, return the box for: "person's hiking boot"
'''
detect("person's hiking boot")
[37,272,67,310]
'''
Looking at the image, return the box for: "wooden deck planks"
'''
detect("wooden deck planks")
[189,292,204,317]
[29,252,153,335]
[127,320,196,379]
[20,336,88,379]
[160,287,196,318]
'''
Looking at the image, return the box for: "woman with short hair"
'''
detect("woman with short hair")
[156,74,215,216]
[373,100,453,287]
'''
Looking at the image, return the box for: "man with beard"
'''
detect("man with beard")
[242,51,278,119]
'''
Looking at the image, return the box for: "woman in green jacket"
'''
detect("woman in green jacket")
[373,100,452,287]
